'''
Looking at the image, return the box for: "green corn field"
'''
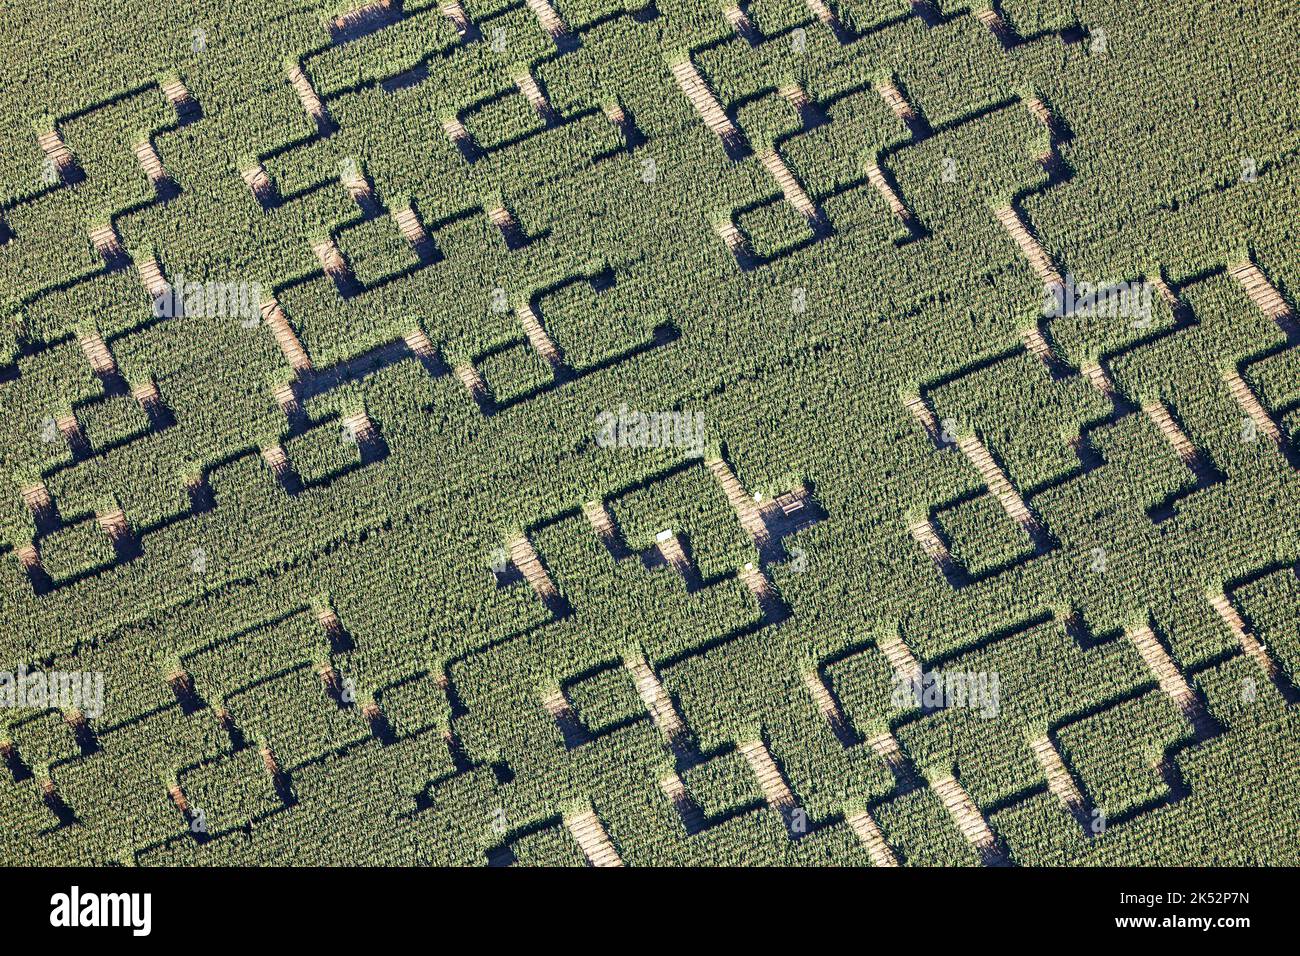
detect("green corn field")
[0,0,1297,868]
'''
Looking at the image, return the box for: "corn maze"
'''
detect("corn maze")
[1,0,1298,867]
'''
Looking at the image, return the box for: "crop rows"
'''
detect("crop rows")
[1,0,1297,865]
